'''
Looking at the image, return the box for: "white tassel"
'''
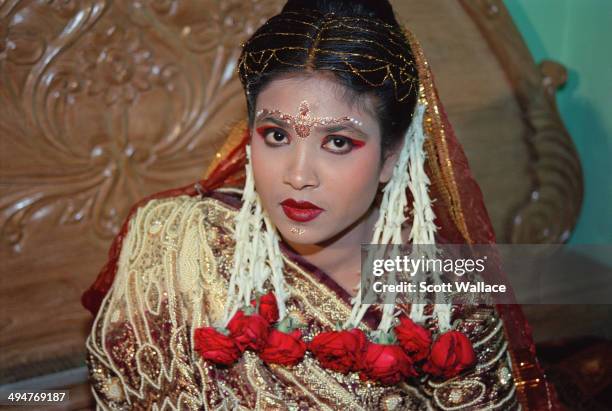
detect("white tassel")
[405,103,450,331]
[222,145,288,326]
[345,101,452,333]
[263,213,288,321]
[346,103,425,331]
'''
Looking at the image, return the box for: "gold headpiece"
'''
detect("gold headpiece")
[238,11,419,102]
[256,100,364,138]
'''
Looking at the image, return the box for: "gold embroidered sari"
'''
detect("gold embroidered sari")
[86,190,519,410]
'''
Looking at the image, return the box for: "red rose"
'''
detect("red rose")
[227,310,270,352]
[258,292,279,323]
[359,342,417,385]
[423,331,476,378]
[394,316,432,362]
[259,329,306,366]
[194,327,240,366]
[310,328,366,373]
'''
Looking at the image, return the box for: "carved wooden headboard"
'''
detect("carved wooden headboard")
[0,0,581,387]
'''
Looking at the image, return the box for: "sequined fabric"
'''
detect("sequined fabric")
[86,192,520,410]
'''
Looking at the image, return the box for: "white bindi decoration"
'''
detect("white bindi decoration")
[256,100,364,138]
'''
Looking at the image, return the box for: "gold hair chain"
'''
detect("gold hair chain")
[239,14,419,103]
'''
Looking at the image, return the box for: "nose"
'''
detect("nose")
[283,142,319,191]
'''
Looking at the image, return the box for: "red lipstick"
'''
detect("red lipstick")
[280,199,324,222]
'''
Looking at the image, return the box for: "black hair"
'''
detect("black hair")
[282,0,400,26]
[239,0,419,159]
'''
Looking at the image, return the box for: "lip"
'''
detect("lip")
[280,199,324,222]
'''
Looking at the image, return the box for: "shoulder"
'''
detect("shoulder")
[110,187,243,313]
[125,187,242,237]
[122,189,241,281]
[110,186,243,287]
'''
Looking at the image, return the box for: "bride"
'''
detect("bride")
[82,0,559,409]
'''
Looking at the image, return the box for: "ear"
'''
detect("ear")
[379,148,400,184]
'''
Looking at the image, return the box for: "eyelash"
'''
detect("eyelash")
[256,127,365,154]
[258,127,288,145]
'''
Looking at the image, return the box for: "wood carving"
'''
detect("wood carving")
[459,0,583,243]
[0,0,281,254]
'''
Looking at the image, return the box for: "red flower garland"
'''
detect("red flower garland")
[309,328,366,373]
[254,291,280,323]
[259,329,307,366]
[194,292,476,384]
[194,327,240,366]
[423,330,476,378]
[227,310,269,352]
[359,341,417,385]
[395,316,432,362]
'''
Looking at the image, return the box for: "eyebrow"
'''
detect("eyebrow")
[255,114,370,139]
[320,123,369,139]
[256,116,291,128]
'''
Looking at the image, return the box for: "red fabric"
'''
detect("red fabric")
[435,85,562,410]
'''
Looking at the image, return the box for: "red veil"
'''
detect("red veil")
[82,34,561,411]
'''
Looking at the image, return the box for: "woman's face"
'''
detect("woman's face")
[250,73,396,246]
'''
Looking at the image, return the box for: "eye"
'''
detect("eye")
[322,135,363,154]
[257,127,289,146]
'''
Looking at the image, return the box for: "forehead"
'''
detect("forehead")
[255,73,380,136]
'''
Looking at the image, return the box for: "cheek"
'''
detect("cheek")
[250,143,280,203]
[323,150,381,209]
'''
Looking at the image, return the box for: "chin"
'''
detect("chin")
[278,227,317,244]
[273,221,329,246]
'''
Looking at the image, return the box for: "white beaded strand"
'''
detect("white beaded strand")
[222,145,287,327]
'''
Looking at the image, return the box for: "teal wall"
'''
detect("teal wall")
[503,0,612,247]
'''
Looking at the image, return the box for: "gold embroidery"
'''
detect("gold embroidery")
[405,30,472,244]
[205,196,515,409]
[86,194,518,409]
[104,377,125,402]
